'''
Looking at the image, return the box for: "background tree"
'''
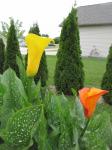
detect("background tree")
[54,37,60,44]
[41,34,49,37]
[0,38,5,74]
[54,7,84,95]
[101,45,112,105]
[0,17,25,40]
[29,23,48,86]
[4,19,21,76]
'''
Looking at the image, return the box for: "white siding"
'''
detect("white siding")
[79,25,112,57]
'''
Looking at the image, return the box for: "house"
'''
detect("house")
[77,2,112,57]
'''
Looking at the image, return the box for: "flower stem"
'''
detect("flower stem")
[26,77,33,101]
[78,119,90,147]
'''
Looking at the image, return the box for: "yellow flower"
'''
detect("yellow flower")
[25,33,53,77]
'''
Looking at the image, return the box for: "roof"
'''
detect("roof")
[78,2,112,26]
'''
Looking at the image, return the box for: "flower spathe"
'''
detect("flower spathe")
[25,33,53,77]
[79,87,108,118]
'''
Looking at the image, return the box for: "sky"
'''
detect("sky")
[0,0,112,38]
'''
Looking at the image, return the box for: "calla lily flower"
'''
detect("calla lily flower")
[79,87,108,118]
[25,33,53,77]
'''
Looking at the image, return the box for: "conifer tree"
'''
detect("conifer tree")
[4,19,21,76]
[29,23,48,86]
[101,45,112,105]
[54,8,84,95]
[0,38,5,74]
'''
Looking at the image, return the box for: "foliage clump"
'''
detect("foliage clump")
[0,38,5,74]
[54,37,60,44]
[4,19,22,76]
[54,8,84,95]
[101,45,112,105]
[0,61,111,149]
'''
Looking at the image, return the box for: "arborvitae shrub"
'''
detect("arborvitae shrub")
[29,23,48,86]
[54,37,60,44]
[0,38,5,74]
[54,8,84,95]
[4,19,21,76]
[101,45,112,105]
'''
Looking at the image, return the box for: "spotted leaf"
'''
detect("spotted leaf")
[5,105,42,148]
[82,112,112,150]
[0,68,28,129]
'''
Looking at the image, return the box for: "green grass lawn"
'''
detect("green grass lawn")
[47,56,107,88]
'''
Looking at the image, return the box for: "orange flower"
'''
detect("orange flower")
[79,88,108,118]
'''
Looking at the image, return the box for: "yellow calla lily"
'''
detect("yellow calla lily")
[25,33,53,77]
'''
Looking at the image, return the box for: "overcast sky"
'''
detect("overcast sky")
[0,0,112,37]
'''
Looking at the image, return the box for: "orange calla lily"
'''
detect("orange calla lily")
[79,87,108,118]
[25,33,53,77]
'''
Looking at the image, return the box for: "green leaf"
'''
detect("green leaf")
[16,56,27,91]
[16,56,41,104]
[4,105,42,149]
[71,89,85,133]
[0,83,5,107]
[73,128,80,150]
[95,103,112,124]
[82,112,112,150]
[0,73,5,108]
[46,95,63,149]
[35,107,52,150]
[72,89,85,120]
[47,95,64,129]
[43,89,53,112]
[0,144,14,150]
[0,68,29,129]
[74,97,85,129]
[29,80,41,104]
[2,68,28,108]
[46,94,75,150]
